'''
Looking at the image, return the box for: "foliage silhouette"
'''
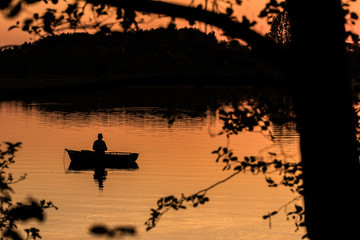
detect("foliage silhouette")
[265,11,291,48]
[145,100,307,236]
[2,0,360,239]
[0,142,58,240]
[145,83,360,239]
[0,28,280,84]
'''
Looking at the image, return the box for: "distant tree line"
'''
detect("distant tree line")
[0,27,280,81]
[2,25,360,82]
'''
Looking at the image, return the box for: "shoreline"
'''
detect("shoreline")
[0,73,283,99]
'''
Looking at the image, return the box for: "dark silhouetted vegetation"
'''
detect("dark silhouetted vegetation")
[0,28,279,82]
[2,0,360,240]
[265,11,291,48]
[0,142,58,240]
[145,100,306,236]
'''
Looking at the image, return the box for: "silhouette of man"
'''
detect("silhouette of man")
[93,133,107,154]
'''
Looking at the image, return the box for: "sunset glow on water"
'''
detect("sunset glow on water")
[0,101,303,239]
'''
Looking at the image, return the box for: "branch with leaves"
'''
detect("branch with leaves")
[144,172,237,231]
[3,0,285,63]
[214,145,305,236]
[214,104,306,238]
[145,148,305,235]
[146,101,306,237]
[0,142,58,240]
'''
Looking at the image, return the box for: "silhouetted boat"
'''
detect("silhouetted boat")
[65,149,139,170]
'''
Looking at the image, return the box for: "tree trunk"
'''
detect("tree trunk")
[287,1,360,239]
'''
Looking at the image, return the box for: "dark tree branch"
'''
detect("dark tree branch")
[84,0,286,62]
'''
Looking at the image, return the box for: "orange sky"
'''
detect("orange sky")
[0,0,359,46]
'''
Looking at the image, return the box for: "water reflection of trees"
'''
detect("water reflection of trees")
[7,87,289,126]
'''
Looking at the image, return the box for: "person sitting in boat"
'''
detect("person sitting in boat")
[93,133,107,154]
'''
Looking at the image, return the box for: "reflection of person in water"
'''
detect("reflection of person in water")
[93,133,108,190]
[93,133,107,153]
[94,167,107,190]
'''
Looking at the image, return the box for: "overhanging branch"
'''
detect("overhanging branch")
[84,0,285,60]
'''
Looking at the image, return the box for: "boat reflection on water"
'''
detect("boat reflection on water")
[65,149,139,189]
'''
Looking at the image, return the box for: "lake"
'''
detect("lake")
[0,89,304,240]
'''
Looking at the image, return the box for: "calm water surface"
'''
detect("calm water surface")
[0,101,303,240]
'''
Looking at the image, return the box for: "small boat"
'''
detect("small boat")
[65,149,139,170]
